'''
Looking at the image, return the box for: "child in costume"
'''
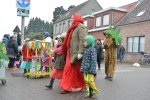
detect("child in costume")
[81,35,99,99]
[45,36,65,89]
[20,38,34,74]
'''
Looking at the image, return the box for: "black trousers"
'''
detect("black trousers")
[97,55,101,69]
[8,58,15,68]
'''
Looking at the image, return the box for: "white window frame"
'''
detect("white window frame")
[127,36,145,53]
[103,14,109,26]
[84,20,87,27]
[68,21,70,28]
[63,23,65,32]
[96,17,101,27]
[55,25,58,34]
[59,24,62,33]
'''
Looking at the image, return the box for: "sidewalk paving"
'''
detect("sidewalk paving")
[0,62,150,100]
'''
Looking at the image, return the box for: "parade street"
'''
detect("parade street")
[0,62,150,100]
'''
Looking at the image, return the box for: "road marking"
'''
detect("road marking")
[115,70,133,72]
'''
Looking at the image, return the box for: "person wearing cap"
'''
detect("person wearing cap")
[43,32,52,42]
[39,32,53,72]
[103,30,118,81]
[2,34,9,50]
[7,34,18,70]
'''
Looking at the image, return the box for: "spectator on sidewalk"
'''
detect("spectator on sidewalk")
[2,34,9,50]
[118,44,125,62]
[94,39,103,70]
[7,34,18,71]
[13,30,21,46]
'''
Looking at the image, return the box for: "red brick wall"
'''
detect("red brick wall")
[88,17,94,30]
[113,11,126,24]
[89,30,105,40]
[116,21,150,63]
[83,17,94,30]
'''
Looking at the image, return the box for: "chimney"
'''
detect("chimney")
[68,5,75,11]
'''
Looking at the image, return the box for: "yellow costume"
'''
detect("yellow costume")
[103,32,118,81]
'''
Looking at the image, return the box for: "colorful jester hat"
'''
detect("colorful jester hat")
[104,26,123,45]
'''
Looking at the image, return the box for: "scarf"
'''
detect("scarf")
[54,44,62,54]
[61,13,84,54]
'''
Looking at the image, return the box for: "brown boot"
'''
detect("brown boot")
[60,90,70,94]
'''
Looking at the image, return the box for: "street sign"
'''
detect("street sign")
[17,8,30,17]
[16,0,31,9]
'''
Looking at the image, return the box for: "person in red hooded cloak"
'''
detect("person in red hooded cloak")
[59,13,88,94]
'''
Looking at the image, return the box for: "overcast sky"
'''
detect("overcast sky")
[0,0,137,40]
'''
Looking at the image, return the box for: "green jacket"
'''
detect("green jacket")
[53,54,66,69]
[70,24,88,63]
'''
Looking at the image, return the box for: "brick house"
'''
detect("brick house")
[53,0,103,39]
[115,0,150,63]
[82,1,138,60]
[82,7,129,43]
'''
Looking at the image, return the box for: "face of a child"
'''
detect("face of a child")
[83,38,87,47]
[57,38,63,46]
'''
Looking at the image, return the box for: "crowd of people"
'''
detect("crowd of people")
[2,31,21,71]
[1,13,125,99]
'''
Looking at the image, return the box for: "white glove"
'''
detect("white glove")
[77,54,83,60]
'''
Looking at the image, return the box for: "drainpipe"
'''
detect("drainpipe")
[112,10,114,25]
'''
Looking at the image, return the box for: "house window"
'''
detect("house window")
[55,25,57,34]
[59,24,62,33]
[96,17,101,27]
[136,10,146,17]
[103,14,109,26]
[63,23,65,32]
[68,21,70,28]
[127,36,145,53]
[92,9,95,13]
[84,20,87,27]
